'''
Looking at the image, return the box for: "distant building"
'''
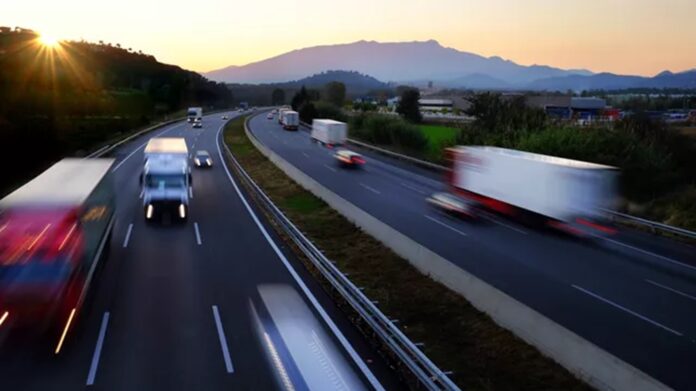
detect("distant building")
[526,96,606,121]
[419,98,453,112]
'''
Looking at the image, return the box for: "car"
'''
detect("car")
[194,150,213,168]
[192,120,203,129]
[334,149,365,167]
[267,113,274,120]
[426,192,475,218]
[221,115,229,120]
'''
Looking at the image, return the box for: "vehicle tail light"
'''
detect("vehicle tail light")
[576,218,617,235]
[352,157,365,164]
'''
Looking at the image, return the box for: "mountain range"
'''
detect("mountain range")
[205,40,696,91]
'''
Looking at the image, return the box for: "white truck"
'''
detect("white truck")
[142,138,191,222]
[446,146,618,236]
[281,110,299,131]
[311,119,347,146]
[187,107,203,123]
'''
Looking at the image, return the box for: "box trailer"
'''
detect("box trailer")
[187,107,203,123]
[448,146,618,235]
[142,138,191,222]
[311,119,347,146]
[281,110,299,131]
[0,158,115,337]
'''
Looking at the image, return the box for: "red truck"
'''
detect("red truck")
[0,158,115,352]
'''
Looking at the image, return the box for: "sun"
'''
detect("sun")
[39,34,59,47]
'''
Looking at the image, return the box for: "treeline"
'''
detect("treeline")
[0,27,232,194]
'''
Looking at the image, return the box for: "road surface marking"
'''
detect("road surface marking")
[603,237,696,272]
[399,182,427,195]
[194,222,202,245]
[425,215,468,237]
[138,189,144,199]
[482,214,528,235]
[302,152,310,158]
[645,279,696,302]
[215,124,384,390]
[572,284,683,336]
[111,125,177,172]
[323,164,337,173]
[359,183,381,195]
[189,186,193,199]
[86,312,110,385]
[122,224,133,248]
[212,306,235,373]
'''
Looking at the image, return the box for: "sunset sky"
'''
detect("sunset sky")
[4,0,695,76]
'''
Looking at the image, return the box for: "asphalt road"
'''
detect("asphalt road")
[0,111,402,390]
[249,113,696,391]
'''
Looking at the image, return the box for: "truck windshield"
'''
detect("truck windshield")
[146,174,185,189]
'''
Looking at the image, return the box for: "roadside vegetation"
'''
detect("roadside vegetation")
[0,27,233,196]
[223,115,589,390]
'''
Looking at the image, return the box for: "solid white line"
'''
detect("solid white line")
[122,224,133,248]
[215,124,384,390]
[212,306,234,373]
[645,279,696,302]
[399,182,427,195]
[603,237,696,272]
[86,312,110,385]
[194,222,202,245]
[359,183,381,195]
[323,164,337,173]
[424,215,468,237]
[111,125,177,172]
[572,284,683,336]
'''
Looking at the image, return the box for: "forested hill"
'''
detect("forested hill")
[0,27,233,194]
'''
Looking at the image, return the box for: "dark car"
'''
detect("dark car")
[194,150,212,168]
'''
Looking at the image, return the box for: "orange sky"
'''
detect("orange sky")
[4,0,695,76]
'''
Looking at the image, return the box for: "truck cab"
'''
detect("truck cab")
[142,155,191,223]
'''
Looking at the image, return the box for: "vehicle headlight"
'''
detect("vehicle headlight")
[195,158,201,165]
[206,159,211,165]
[179,204,186,219]
[146,204,154,219]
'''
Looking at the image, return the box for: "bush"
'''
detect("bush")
[313,101,347,122]
[350,114,428,152]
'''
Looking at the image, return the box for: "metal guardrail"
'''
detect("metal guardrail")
[605,210,696,240]
[222,115,460,390]
[86,118,184,158]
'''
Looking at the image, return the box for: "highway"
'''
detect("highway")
[0,112,402,390]
[248,113,696,391]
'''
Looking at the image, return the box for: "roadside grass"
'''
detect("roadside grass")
[223,115,590,390]
[419,124,459,159]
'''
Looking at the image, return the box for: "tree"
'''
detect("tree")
[271,88,285,105]
[291,86,310,110]
[324,81,346,107]
[396,88,422,123]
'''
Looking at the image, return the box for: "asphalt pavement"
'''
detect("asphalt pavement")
[0,111,402,390]
[249,112,696,391]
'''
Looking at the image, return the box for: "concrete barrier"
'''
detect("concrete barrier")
[244,117,671,391]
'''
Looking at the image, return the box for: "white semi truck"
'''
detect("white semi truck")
[281,110,299,131]
[311,119,347,146]
[141,138,191,222]
[187,107,203,123]
[445,146,618,236]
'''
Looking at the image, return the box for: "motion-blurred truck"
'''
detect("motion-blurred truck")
[311,119,347,146]
[187,107,203,123]
[0,159,115,341]
[446,146,618,236]
[278,108,289,125]
[281,110,299,131]
[142,138,191,223]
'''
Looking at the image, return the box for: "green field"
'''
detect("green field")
[418,124,459,159]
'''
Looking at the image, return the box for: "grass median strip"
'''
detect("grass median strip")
[223,116,589,390]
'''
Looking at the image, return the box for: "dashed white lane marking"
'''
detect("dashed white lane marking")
[645,279,696,302]
[212,306,235,373]
[482,214,528,235]
[603,237,696,272]
[359,183,381,195]
[572,284,683,336]
[194,222,202,245]
[323,164,337,173]
[425,215,468,237]
[302,152,310,158]
[86,312,110,385]
[399,182,427,195]
[122,224,133,248]
[111,125,177,172]
[189,186,193,199]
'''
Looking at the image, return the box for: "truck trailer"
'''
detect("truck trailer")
[281,110,299,131]
[0,158,115,343]
[447,146,618,236]
[187,107,203,123]
[311,119,347,146]
[142,138,191,222]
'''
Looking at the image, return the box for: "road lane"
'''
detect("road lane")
[249,112,696,390]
